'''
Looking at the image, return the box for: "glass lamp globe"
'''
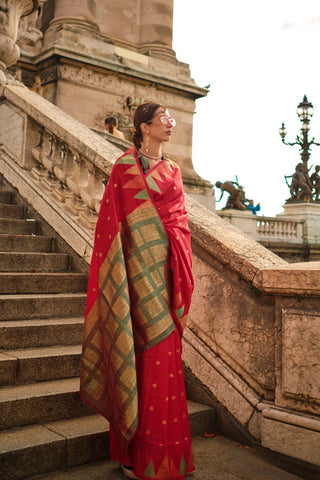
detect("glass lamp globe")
[279,122,287,139]
[297,95,314,120]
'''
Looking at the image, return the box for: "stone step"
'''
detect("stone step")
[24,434,311,480]
[0,190,13,204]
[0,218,38,235]
[0,378,92,431]
[0,415,109,480]
[0,344,82,387]
[0,401,214,480]
[0,317,84,349]
[0,234,53,252]
[0,203,25,219]
[0,293,86,321]
[0,252,70,273]
[0,272,88,294]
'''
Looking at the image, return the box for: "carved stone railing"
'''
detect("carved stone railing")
[256,217,303,241]
[218,210,304,244]
[0,83,121,262]
[30,127,106,227]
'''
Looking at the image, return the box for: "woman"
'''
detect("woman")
[80,103,195,480]
[105,115,125,139]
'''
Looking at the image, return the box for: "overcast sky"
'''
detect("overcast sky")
[172,0,320,216]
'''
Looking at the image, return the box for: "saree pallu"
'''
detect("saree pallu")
[80,148,194,479]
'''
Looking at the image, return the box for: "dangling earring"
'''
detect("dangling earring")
[145,131,150,152]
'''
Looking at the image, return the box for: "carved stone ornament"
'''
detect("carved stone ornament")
[58,65,129,94]
[17,1,43,53]
[0,0,38,85]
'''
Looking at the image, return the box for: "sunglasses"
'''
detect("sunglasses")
[159,115,176,127]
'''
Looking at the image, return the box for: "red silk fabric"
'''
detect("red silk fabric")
[80,148,194,477]
[110,328,195,479]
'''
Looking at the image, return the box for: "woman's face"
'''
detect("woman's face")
[145,107,175,144]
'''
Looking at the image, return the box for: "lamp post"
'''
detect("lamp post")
[279,95,320,203]
[279,95,320,171]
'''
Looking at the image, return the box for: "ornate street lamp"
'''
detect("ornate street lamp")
[279,95,320,203]
[279,95,320,170]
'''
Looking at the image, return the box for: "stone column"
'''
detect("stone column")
[139,0,176,60]
[45,0,99,41]
[0,0,38,84]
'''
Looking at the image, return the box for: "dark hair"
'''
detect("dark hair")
[105,116,117,134]
[132,103,163,149]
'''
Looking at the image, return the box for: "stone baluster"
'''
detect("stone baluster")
[139,0,176,60]
[65,150,89,216]
[41,134,61,190]
[53,144,74,203]
[31,125,47,180]
[290,222,294,237]
[78,164,105,228]
[0,0,38,84]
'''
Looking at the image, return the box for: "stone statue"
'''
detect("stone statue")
[215,181,248,210]
[310,165,320,202]
[0,0,39,85]
[17,4,43,54]
[285,162,313,203]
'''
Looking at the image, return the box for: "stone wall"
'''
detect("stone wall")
[183,197,320,465]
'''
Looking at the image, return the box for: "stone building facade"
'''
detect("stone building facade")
[11,0,214,206]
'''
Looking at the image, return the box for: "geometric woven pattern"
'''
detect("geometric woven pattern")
[81,206,176,449]
[119,206,175,354]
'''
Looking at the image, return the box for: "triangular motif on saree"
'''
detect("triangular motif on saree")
[116,156,136,165]
[146,175,161,193]
[178,454,188,475]
[134,189,150,200]
[123,164,141,176]
[144,460,156,478]
[123,177,145,190]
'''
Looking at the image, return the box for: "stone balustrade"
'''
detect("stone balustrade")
[218,209,304,244]
[0,83,121,261]
[256,216,303,241]
[30,128,106,228]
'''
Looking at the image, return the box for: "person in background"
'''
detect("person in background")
[247,199,260,215]
[105,116,125,139]
[81,103,195,480]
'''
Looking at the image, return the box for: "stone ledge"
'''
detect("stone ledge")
[2,84,121,175]
[187,197,320,296]
[263,407,320,433]
[254,262,320,296]
[261,408,320,467]
[21,41,207,99]
[186,196,287,283]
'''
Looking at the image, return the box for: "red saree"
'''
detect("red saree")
[80,148,194,479]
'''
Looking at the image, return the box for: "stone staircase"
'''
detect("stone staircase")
[0,178,215,480]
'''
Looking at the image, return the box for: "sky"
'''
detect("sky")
[172,0,320,216]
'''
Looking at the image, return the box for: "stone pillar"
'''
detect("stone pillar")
[139,0,176,60]
[277,202,320,244]
[0,0,38,84]
[44,0,99,44]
